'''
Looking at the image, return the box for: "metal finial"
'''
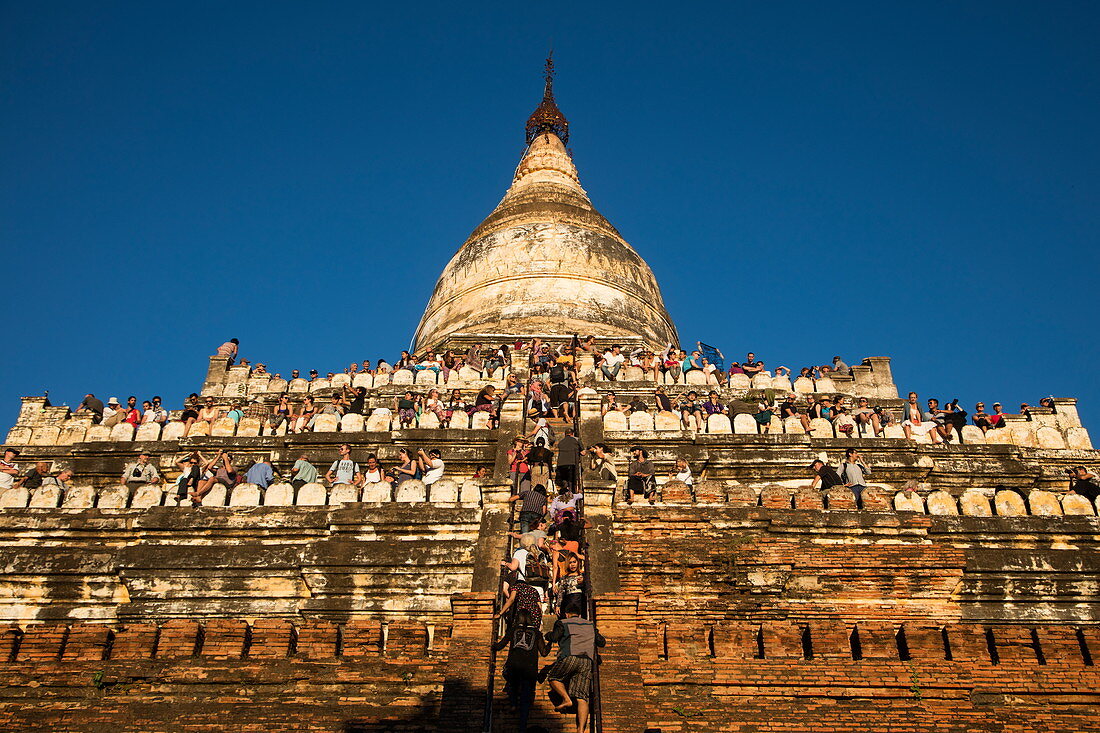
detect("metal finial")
[526,53,569,145]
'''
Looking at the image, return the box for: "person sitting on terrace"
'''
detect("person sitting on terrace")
[939,399,968,442]
[244,457,275,490]
[439,350,458,382]
[418,448,445,491]
[422,388,445,423]
[544,597,606,729]
[470,465,491,481]
[627,394,647,415]
[682,349,704,378]
[289,453,319,490]
[1019,402,1032,417]
[175,393,198,435]
[527,381,552,418]
[780,394,812,432]
[267,394,292,435]
[226,402,244,426]
[342,386,367,416]
[394,351,414,373]
[833,405,857,436]
[670,456,693,487]
[988,402,1006,429]
[505,373,523,395]
[98,397,122,428]
[391,447,421,488]
[832,355,850,374]
[727,361,744,378]
[393,390,418,429]
[701,357,724,386]
[852,397,882,436]
[654,385,674,413]
[123,452,161,493]
[345,362,358,376]
[925,398,954,442]
[197,397,221,426]
[474,384,500,427]
[489,344,511,374]
[754,398,775,433]
[215,338,239,365]
[442,389,466,428]
[742,352,763,378]
[145,396,169,426]
[638,350,659,381]
[75,393,105,423]
[601,391,623,417]
[0,448,20,492]
[702,391,727,419]
[813,396,835,421]
[660,344,682,382]
[901,392,943,444]
[1068,466,1100,502]
[307,369,320,382]
[41,468,73,492]
[362,454,391,485]
[359,360,374,375]
[625,446,656,505]
[413,351,443,377]
[584,443,617,482]
[838,448,870,505]
[678,390,704,431]
[120,396,141,428]
[292,395,317,434]
[808,458,844,492]
[375,359,392,375]
[599,344,625,381]
[308,392,344,430]
[191,450,236,506]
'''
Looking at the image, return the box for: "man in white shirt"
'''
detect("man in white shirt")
[420,448,445,487]
[0,448,20,491]
[325,444,362,487]
[600,345,625,381]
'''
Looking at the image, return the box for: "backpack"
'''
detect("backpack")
[524,550,551,586]
[549,364,565,383]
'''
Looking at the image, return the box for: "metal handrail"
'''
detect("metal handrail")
[483,468,521,733]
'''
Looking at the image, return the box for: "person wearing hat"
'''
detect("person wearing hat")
[809,458,844,491]
[0,448,21,491]
[989,402,1006,429]
[101,397,124,428]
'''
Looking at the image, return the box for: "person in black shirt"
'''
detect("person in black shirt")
[491,607,547,732]
[555,428,582,491]
[809,459,844,491]
[1069,466,1100,502]
[18,462,50,491]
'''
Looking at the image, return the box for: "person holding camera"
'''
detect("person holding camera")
[1067,466,1100,502]
[123,452,161,493]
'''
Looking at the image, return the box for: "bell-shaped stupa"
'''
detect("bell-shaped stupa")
[413,57,678,351]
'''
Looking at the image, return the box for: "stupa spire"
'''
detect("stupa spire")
[525,53,569,145]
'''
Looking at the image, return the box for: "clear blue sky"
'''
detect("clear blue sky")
[2,2,1098,430]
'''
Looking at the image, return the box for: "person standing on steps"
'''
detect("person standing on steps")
[543,597,605,733]
[491,606,548,733]
[555,427,582,492]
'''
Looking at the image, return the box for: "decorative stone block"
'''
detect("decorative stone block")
[210,417,237,437]
[110,423,135,441]
[309,414,337,433]
[861,486,892,511]
[1035,426,1066,449]
[815,377,836,393]
[1066,426,1092,450]
[893,490,925,513]
[134,422,162,442]
[926,490,959,515]
[266,378,288,394]
[131,485,164,508]
[366,410,392,432]
[771,377,793,393]
[229,483,262,507]
[288,378,309,393]
[296,483,327,506]
[339,413,365,433]
[725,374,750,390]
[60,485,94,508]
[83,425,110,442]
[760,484,794,509]
[793,377,814,394]
[58,424,87,444]
[960,490,992,517]
[161,422,186,441]
[328,484,359,505]
[395,479,427,502]
[794,487,824,510]
[706,413,732,434]
[1027,490,1062,516]
[247,377,272,396]
[392,370,414,385]
[994,489,1027,516]
[654,411,680,431]
[362,481,392,502]
[418,412,440,429]
[449,413,470,429]
[96,485,131,509]
[430,479,460,503]
[1062,493,1096,516]
[264,483,294,506]
[1008,424,1036,448]
[0,487,29,508]
[658,479,691,504]
[308,378,332,393]
[750,374,772,390]
[330,374,351,389]
[603,411,627,432]
[883,425,905,439]
[201,484,228,507]
[629,411,654,431]
[622,366,645,381]
[28,486,62,508]
[236,417,262,437]
[984,428,1013,445]
[414,369,440,385]
[373,372,391,386]
[28,426,60,446]
[825,486,857,510]
[352,373,373,389]
[808,418,833,438]
[726,484,757,507]
[783,416,806,435]
[471,412,492,429]
[188,421,211,437]
[767,415,783,434]
[694,480,724,503]
[457,366,481,382]
[685,370,707,385]
[960,426,985,444]
[732,414,758,434]
[459,479,482,505]
[222,382,247,399]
